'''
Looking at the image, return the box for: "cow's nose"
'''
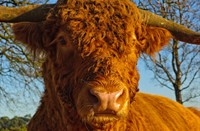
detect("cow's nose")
[90,89,124,112]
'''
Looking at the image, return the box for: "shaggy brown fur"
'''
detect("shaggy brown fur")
[12,0,200,130]
[188,107,200,118]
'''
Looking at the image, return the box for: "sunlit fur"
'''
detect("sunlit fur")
[188,107,200,118]
[12,0,200,130]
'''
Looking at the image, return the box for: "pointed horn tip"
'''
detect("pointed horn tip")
[172,34,200,45]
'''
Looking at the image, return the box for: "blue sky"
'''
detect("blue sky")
[0,0,199,118]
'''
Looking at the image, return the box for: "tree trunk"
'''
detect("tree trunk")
[174,85,183,104]
[172,39,183,104]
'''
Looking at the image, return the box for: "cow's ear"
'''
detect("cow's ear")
[139,26,172,55]
[12,22,45,52]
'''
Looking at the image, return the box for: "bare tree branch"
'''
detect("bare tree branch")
[155,54,175,84]
[154,75,174,91]
[181,50,200,85]
[181,66,200,91]
[183,93,200,103]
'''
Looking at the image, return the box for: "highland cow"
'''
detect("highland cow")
[1,0,200,130]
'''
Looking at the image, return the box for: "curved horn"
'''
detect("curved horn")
[139,9,200,45]
[1,3,199,45]
[0,0,66,23]
[0,4,55,23]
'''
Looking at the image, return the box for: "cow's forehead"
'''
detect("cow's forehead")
[45,0,142,58]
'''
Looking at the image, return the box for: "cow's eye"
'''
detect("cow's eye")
[59,37,66,45]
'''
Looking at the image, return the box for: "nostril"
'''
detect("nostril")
[116,90,125,103]
[89,89,99,104]
[109,89,124,111]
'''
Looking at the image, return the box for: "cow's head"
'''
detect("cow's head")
[11,0,199,129]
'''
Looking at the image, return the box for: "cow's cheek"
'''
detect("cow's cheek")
[73,87,93,118]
